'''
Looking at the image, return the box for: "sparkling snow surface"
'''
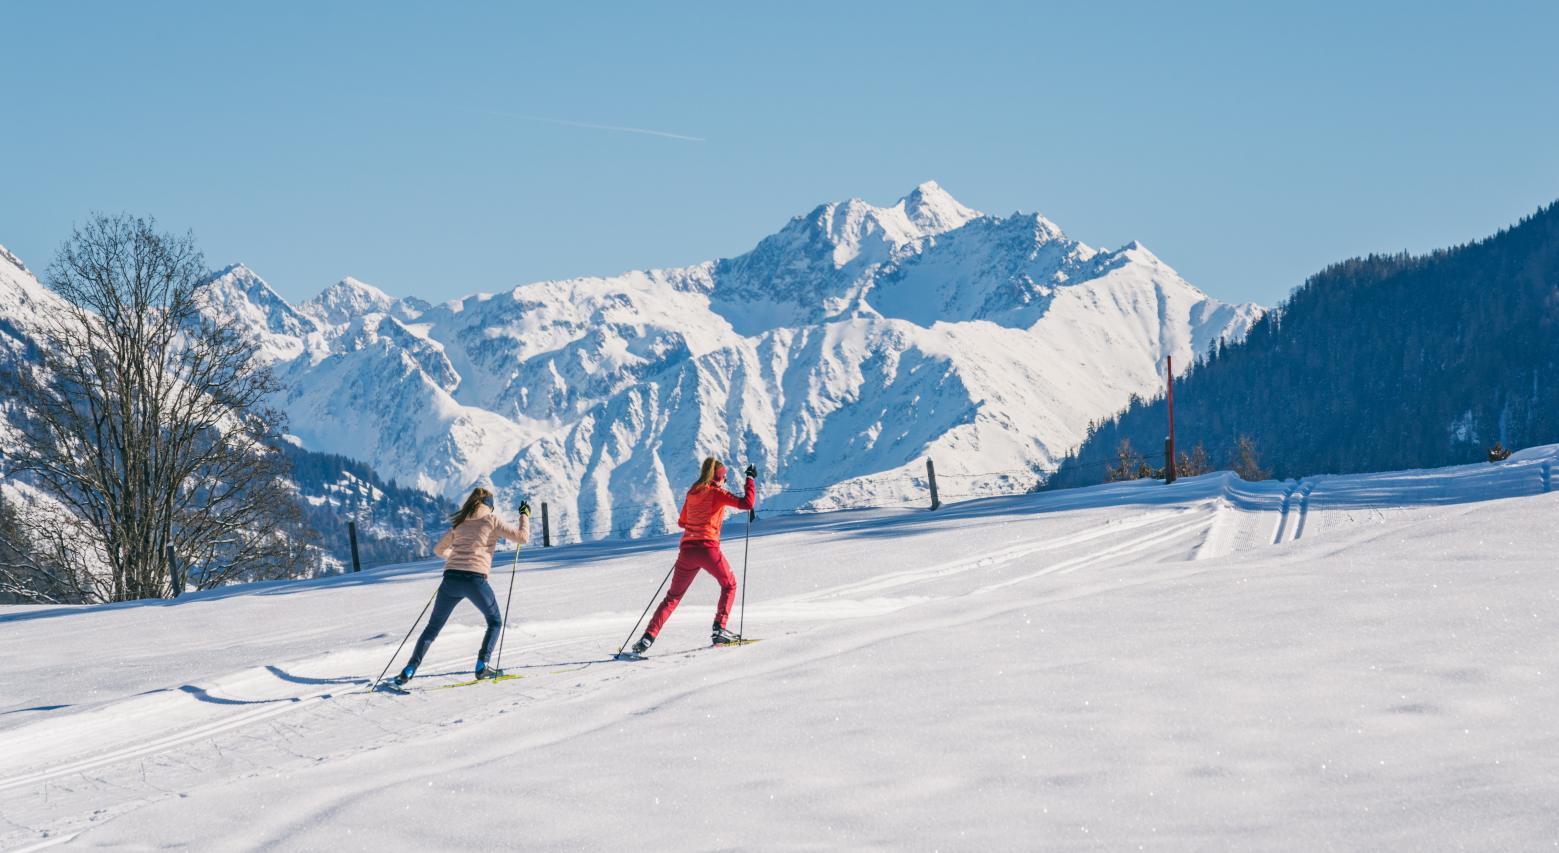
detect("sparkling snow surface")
[4,451,1559,849]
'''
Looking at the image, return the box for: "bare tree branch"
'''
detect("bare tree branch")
[6,213,321,602]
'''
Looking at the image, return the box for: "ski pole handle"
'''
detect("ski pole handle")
[744,463,758,521]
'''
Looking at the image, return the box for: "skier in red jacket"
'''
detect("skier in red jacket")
[631,457,756,654]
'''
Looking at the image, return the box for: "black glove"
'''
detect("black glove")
[744,464,757,479]
[518,500,532,517]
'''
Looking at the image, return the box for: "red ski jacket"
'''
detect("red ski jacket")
[677,477,756,545]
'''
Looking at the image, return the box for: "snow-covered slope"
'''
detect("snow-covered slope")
[4,450,1558,849]
[0,252,445,578]
[178,183,1261,535]
[301,276,432,328]
[197,264,326,363]
[0,245,68,481]
[0,243,62,360]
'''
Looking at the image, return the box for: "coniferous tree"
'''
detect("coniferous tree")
[1047,201,1559,488]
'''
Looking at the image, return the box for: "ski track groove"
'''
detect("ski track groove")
[1271,480,1297,545]
[0,477,1365,847]
[0,630,600,794]
[1193,496,1234,561]
[973,514,1214,594]
[0,504,1213,807]
[792,506,1194,603]
[1270,478,1318,545]
[1291,480,1317,541]
[237,554,1232,848]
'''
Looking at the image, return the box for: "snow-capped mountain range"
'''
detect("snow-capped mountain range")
[1,183,1262,540]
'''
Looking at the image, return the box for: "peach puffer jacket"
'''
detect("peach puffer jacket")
[432,504,530,576]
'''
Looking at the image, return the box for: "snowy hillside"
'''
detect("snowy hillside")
[0,243,62,364]
[0,245,78,531]
[0,251,448,580]
[4,451,1558,849]
[180,183,1264,539]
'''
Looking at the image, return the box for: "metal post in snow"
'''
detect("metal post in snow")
[1166,355,1178,484]
[541,502,551,547]
[927,458,942,511]
[348,520,362,573]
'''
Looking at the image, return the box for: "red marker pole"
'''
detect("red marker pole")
[1166,356,1177,483]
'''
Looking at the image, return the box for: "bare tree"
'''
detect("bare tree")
[1177,442,1211,478]
[7,214,316,602]
[0,493,76,603]
[1107,438,1148,482]
[1231,434,1272,482]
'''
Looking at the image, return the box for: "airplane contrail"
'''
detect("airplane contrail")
[483,109,706,142]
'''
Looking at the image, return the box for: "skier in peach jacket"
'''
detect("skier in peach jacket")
[393,487,529,686]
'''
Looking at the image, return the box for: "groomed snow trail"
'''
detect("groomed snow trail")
[3,452,1559,850]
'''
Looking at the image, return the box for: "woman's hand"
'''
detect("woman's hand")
[518,500,532,517]
[744,464,757,479]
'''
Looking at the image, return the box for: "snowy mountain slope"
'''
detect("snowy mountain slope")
[275,328,529,497]
[707,181,983,333]
[0,243,63,361]
[300,276,430,327]
[0,247,75,543]
[0,252,446,577]
[197,264,326,363]
[170,184,1260,537]
[4,451,1558,849]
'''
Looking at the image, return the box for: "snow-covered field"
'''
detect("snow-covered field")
[3,450,1558,850]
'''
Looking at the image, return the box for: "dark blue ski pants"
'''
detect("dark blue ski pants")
[409,570,503,668]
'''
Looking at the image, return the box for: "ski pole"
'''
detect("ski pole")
[494,542,521,671]
[616,563,677,656]
[739,504,753,640]
[370,587,438,691]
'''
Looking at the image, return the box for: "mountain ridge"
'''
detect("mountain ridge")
[1,185,1263,541]
[195,184,1261,538]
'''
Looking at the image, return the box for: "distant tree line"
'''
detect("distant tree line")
[1049,200,1559,488]
[278,443,453,571]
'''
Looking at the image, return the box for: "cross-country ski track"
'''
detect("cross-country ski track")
[3,451,1559,850]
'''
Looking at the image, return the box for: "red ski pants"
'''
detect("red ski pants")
[645,540,736,638]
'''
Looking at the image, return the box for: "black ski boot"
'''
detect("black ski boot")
[474,660,504,680]
[711,623,739,645]
[393,663,417,687]
[631,634,655,655]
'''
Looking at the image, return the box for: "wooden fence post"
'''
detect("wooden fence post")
[541,502,551,547]
[348,520,362,573]
[926,458,942,511]
[166,543,182,597]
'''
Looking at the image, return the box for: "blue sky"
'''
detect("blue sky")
[2,1,1555,307]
